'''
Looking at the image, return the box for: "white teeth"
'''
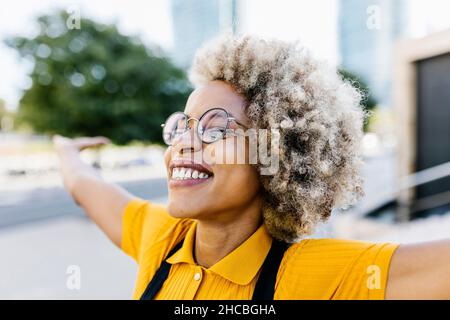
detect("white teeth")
[171,167,211,180]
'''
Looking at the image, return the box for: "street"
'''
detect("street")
[0,177,167,299]
[0,178,168,229]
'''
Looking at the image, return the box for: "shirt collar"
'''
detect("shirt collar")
[166,221,273,285]
[166,221,197,265]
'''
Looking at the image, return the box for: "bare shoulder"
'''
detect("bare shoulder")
[386,239,450,299]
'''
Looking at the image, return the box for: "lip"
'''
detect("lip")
[169,177,212,188]
[169,159,213,175]
[168,159,214,188]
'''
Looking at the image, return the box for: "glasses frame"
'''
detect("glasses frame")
[161,107,248,146]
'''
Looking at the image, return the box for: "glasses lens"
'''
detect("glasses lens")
[163,112,187,145]
[199,109,228,143]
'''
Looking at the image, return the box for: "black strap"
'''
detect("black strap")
[139,240,184,300]
[140,237,290,300]
[251,239,290,300]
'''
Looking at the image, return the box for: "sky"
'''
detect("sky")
[0,0,449,110]
[239,0,338,62]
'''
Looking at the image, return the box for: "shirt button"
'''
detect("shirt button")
[194,272,201,281]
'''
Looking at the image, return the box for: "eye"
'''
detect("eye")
[202,127,226,142]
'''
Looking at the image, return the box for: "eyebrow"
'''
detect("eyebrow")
[184,108,239,120]
[184,107,249,129]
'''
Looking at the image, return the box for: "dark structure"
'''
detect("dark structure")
[395,29,450,219]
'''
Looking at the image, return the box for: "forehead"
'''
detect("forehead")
[184,80,247,121]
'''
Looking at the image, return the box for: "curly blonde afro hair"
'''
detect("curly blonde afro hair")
[188,34,365,243]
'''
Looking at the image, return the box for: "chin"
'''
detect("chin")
[166,200,202,219]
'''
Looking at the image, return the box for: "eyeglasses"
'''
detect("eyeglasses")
[161,107,248,146]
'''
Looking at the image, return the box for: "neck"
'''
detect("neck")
[193,198,263,268]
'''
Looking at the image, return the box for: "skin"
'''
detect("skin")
[54,80,450,299]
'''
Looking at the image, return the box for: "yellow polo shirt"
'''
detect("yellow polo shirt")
[121,198,400,300]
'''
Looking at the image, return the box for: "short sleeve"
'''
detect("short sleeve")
[276,238,400,300]
[334,241,400,300]
[121,197,183,262]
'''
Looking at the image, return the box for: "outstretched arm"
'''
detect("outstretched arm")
[53,135,133,247]
[386,239,450,299]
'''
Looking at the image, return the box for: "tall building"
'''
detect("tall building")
[338,0,409,107]
[170,0,239,69]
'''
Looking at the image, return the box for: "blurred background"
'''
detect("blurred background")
[0,0,449,299]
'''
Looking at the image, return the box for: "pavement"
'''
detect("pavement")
[0,214,138,299]
[0,175,168,299]
[0,195,168,300]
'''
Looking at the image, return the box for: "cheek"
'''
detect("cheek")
[203,136,249,166]
[215,164,260,201]
[163,147,172,171]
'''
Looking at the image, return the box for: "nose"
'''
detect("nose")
[171,120,203,156]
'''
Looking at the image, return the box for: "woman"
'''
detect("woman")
[54,34,450,299]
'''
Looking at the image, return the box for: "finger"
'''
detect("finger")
[87,136,111,145]
[75,136,110,150]
[93,136,111,144]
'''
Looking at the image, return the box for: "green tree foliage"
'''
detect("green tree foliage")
[0,99,15,131]
[338,69,378,132]
[5,11,191,144]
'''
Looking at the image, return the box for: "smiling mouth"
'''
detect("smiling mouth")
[169,165,214,188]
[171,167,211,180]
